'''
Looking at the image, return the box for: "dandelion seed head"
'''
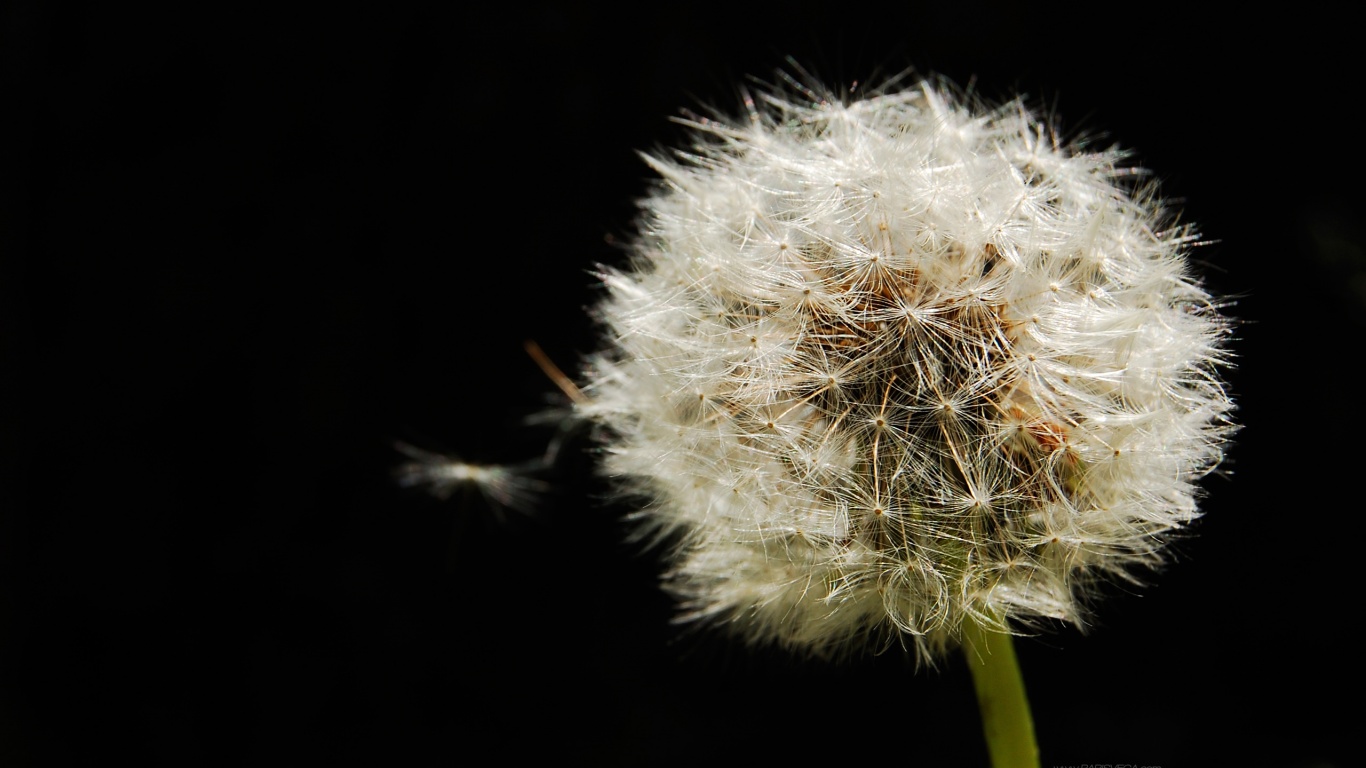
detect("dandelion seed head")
[578,72,1235,663]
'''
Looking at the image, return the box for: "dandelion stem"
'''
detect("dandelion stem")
[963,619,1039,768]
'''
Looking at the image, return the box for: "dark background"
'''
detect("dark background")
[3,3,1359,766]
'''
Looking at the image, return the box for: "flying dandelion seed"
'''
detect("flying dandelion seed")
[393,441,548,515]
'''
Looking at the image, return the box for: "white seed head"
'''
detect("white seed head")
[578,74,1235,663]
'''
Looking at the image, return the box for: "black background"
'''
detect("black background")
[4,3,1361,766]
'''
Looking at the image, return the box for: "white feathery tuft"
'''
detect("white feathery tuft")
[577,71,1235,663]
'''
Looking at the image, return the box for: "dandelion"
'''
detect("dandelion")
[571,69,1235,762]
[412,67,1234,767]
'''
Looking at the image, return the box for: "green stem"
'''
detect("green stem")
[963,618,1040,768]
